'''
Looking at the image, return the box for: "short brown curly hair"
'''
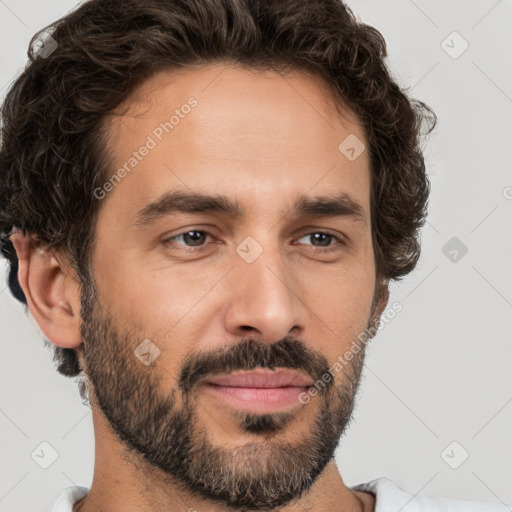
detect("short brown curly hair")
[0,0,436,378]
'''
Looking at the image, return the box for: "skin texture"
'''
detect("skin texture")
[11,63,388,511]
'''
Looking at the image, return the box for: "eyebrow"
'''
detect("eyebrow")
[131,189,367,227]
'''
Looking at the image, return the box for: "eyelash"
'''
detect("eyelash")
[163,229,345,254]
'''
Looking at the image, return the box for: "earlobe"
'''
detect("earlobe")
[377,280,390,316]
[9,229,82,349]
[373,278,390,320]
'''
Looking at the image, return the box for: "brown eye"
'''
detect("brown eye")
[296,231,344,252]
[164,230,213,250]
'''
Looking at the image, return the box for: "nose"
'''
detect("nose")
[223,243,308,344]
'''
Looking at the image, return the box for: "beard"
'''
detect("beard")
[78,277,380,510]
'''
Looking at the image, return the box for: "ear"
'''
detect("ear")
[372,277,390,320]
[9,229,82,349]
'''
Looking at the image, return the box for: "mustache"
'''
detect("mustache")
[178,336,331,395]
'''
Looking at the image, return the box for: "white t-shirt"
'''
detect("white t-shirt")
[51,477,511,511]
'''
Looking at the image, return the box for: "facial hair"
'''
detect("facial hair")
[78,278,380,510]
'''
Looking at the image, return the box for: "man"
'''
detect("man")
[0,0,509,511]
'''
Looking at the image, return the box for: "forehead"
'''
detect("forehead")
[98,63,371,222]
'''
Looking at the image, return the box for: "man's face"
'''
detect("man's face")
[79,63,381,509]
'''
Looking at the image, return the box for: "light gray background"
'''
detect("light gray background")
[1,1,511,511]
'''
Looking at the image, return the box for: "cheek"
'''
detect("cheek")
[301,264,376,352]
[302,252,376,309]
[117,254,374,326]
[93,223,376,348]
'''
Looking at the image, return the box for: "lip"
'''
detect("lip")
[202,369,314,414]
[205,368,314,388]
